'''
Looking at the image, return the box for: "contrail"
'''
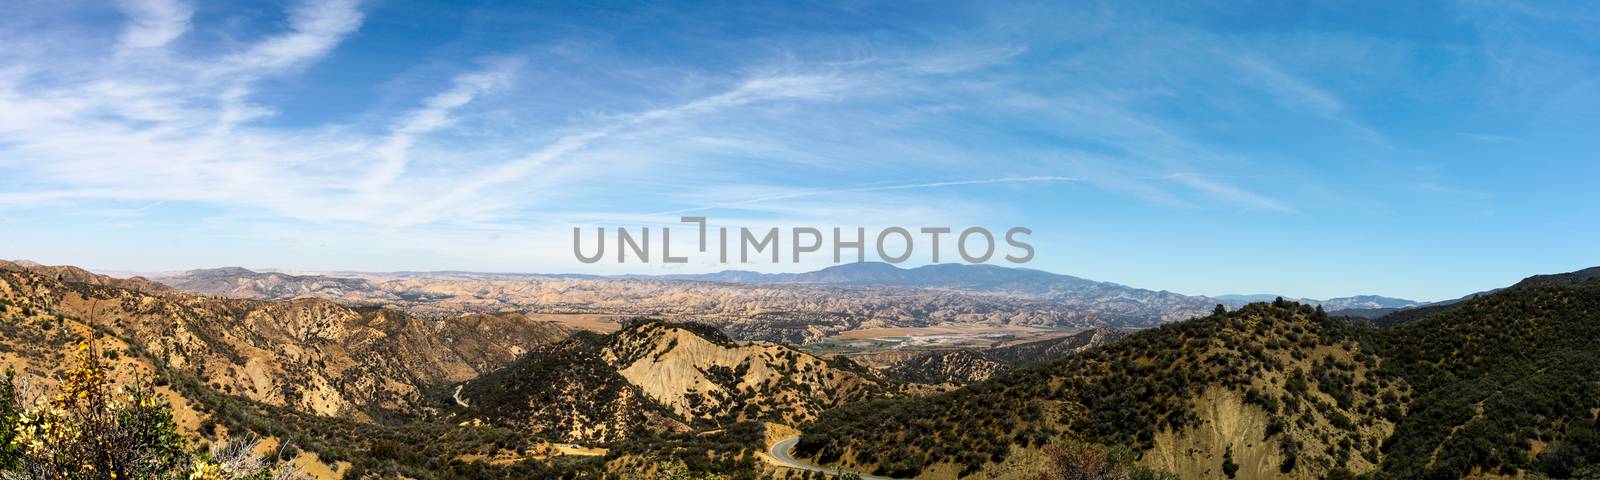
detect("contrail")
[653,175,1078,215]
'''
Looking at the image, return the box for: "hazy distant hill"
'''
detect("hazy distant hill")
[1214,293,1317,305]
[878,328,1129,386]
[1321,295,1421,310]
[983,327,1130,366]
[155,266,381,301]
[1216,293,1421,311]
[1324,307,1398,319]
[663,262,1204,301]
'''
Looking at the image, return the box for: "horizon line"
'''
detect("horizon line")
[6,257,1546,304]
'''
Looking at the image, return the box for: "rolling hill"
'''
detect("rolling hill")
[450,319,899,443]
[796,299,1402,479]
[12,258,1598,479]
[0,262,574,420]
[792,271,1600,479]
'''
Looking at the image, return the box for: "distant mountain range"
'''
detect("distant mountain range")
[656,262,1091,290]
[642,263,1431,315]
[658,261,1218,310]
[1219,267,1600,320]
[110,261,1469,340]
[1214,293,1423,311]
[140,262,1223,341]
[69,259,1588,322]
[126,261,1427,311]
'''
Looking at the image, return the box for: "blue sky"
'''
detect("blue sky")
[1,0,1596,301]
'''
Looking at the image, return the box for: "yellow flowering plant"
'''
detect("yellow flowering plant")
[0,342,292,480]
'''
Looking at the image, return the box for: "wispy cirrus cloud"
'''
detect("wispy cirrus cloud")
[1165,173,1296,213]
[362,58,526,193]
[17,0,1571,290]
[656,176,1080,216]
[0,0,373,218]
[211,0,366,77]
[1456,132,1521,143]
[114,0,193,50]
[392,71,863,226]
[0,1,1315,235]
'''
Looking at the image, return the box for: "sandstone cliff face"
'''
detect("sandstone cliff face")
[0,267,571,420]
[1142,388,1286,479]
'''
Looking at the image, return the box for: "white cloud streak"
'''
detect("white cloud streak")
[394,72,858,226]
[656,176,1080,215]
[0,2,1354,273]
[115,0,194,50]
[362,58,525,193]
[1165,174,1296,213]
[212,0,366,77]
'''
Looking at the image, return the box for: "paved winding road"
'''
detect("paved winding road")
[768,437,905,480]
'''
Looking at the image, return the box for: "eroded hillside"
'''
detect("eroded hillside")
[882,349,1010,386]
[0,263,571,420]
[452,320,898,443]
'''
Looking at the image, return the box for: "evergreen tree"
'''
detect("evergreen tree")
[1221,444,1239,478]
